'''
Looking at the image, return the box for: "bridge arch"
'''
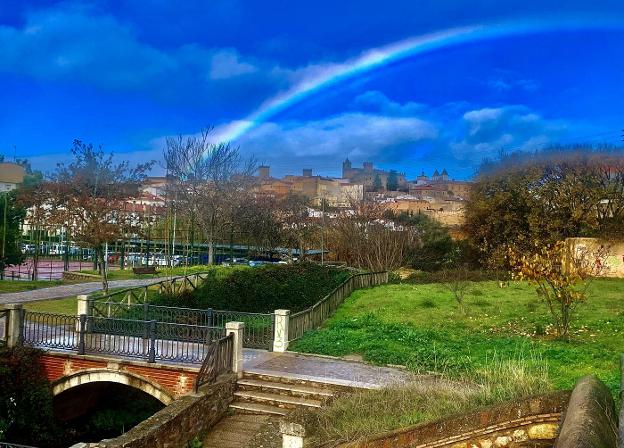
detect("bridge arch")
[52,369,174,405]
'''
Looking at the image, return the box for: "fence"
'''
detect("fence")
[21,310,224,363]
[194,333,234,392]
[90,301,275,350]
[288,271,388,342]
[96,271,215,305]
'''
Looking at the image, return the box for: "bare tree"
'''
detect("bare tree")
[163,127,256,265]
[328,199,417,271]
[47,140,152,292]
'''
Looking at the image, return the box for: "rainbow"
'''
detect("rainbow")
[215,18,624,143]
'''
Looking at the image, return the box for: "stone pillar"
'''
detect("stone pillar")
[273,309,290,353]
[280,421,305,448]
[5,303,24,348]
[76,294,92,317]
[225,321,245,378]
[76,295,93,333]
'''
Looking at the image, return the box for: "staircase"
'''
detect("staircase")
[229,372,337,416]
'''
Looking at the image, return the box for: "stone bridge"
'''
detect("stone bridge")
[40,351,200,405]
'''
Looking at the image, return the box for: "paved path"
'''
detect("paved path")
[244,349,414,388]
[0,278,168,304]
[203,414,275,448]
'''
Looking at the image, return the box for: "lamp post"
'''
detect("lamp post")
[312,195,326,266]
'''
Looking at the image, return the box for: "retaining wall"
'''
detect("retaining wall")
[95,373,237,448]
[323,391,570,448]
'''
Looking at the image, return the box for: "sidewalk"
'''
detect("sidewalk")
[0,278,167,305]
[243,349,415,388]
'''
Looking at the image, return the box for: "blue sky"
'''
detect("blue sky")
[1,1,623,180]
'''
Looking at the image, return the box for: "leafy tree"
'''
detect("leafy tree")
[507,241,608,339]
[394,212,455,270]
[386,169,399,191]
[0,191,26,275]
[47,140,152,292]
[372,174,382,191]
[464,147,624,268]
[0,347,58,446]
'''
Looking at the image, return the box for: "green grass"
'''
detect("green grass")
[0,280,63,293]
[304,353,551,444]
[24,296,78,315]
[290,278,624,395]
[79,264,233,280]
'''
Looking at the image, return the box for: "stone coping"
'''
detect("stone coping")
[244,367,379,390]
[317,390,571,448]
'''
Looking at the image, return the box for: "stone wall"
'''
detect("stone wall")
[95,373,237,448]
[322,391,570,448]
[554,376,617,448]
[62,271,101,281]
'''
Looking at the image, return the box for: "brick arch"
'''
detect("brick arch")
[52,369,174,405]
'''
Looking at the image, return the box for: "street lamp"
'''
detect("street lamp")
[312,195,326,265]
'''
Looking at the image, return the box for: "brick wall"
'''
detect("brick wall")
[41,353,198,398]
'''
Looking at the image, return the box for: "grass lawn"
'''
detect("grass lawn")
[0,280,63,293]
[24,296,78,315]
[79,264,236,280]
[290,278,624,395]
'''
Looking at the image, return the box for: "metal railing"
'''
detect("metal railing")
[91,301,213,326]
[22,310,224,364]
[90,301,275,350]
[194,333,234,392]
[211,310,274,350]
[96,271,215,305]
[288,271,388,342]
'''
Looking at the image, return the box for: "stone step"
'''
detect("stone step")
[234,390,323,409]
[243,370,346,388]
[230,400,289,416]
[237,378,334,399]
[203,413,271,448]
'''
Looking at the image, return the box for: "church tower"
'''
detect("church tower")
[342,158,352,178]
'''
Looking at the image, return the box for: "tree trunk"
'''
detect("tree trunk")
[98,247,109,293]
[208,238,214,265]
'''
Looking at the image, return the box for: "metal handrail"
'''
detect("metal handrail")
[194,333,234,391]
[22,310,224,364]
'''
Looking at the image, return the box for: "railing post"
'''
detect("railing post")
[5,303,24,348]
[273,309,290,353]
[207,307,214,327]
[148,320,157,363]
[77,294,93,318]
[143,302,149,321]
[77,314,86,355]
[225,321,245,378]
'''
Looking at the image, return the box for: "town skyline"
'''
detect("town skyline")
[1,1,624,179]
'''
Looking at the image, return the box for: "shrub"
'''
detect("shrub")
[405,269,510,285]
[0,347,58,446]
[153,263,352,313]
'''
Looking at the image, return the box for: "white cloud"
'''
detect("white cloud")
[208,48,258,79]
[451,105,567,160]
